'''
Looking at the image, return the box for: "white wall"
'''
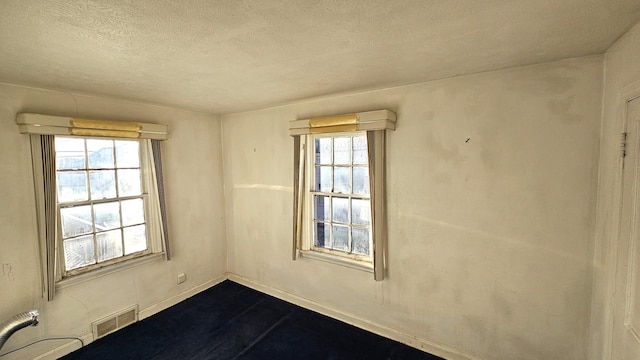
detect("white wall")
[590,22,640,360]
[0,83,227,358]
[0,51,613,360]
[222,56,603,360]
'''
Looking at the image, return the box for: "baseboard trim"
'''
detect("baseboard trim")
[139,274,228,320]
[30,334,93,360]
[22,273,481,360]
[19,275,228,360]
[227,273,480,360]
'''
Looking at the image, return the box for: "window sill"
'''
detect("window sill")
[56,253,165,290]
[299,250,373,273]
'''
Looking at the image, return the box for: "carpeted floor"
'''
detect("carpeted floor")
[61,280,442,360]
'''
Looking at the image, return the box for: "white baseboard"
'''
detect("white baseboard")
[17,273,481,360]
[139,274,227,320]
[31,334,93,360]
[17,275,228,360]
[1,333,93,360]
[227,273,480,360]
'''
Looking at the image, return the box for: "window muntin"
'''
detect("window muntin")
[55,137,149,274]
[310,134,372,261]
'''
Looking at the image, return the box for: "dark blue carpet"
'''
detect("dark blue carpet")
[61,280,442,360]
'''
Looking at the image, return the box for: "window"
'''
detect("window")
[289,110,396,281]
[55,137,151,275]
[310,134,372,261]
[17,113,170,300]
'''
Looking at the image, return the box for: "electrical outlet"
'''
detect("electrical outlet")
[177,273,186,285]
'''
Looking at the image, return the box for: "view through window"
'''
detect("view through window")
[55,137,148,273]
[311,134,372,259]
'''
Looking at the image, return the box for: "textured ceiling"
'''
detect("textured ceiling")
[0,0,639,114]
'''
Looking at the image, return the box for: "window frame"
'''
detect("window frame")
[30,135,165,285]
[290,109,394,281]
[18,113,170,300]
[304,132,374,264]
[53,136,163,278]
[297,130,387,277]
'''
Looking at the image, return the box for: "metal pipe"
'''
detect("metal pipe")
[0,310,39,351]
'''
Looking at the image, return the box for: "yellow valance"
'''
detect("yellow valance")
[16,113,168,140]
[289,110,396,136]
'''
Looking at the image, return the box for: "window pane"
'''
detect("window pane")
[57,171,88,202]
[334,137,351,165]
[333,167,350,194]
[352,198,371,226]
[93,202,121,231]
[122,198,145,226]
[115,140,140,168]
[55,138,149,273]
[315,222,330,248]
[63,235,96,270]
[353,136,368,165]
[123,225,147,255]
[314,195,330,221]
[60,205,93,238]
[353,167,370,195]
[87,139,115,169]
[55,138,85,170]
[315,138,332,165]
[96,230,123,262]
[332,225,349,251]
[315,166,332,192]
[352,228,370,255]
[90,170,116,199]
[118,169,142,196]
[332,197,349,223]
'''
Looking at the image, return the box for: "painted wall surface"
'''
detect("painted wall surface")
[0,84,226,358]
[222,57,602,360]
[590,22,640,360]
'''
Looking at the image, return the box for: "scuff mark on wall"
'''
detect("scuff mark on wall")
[2,263,14,281]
